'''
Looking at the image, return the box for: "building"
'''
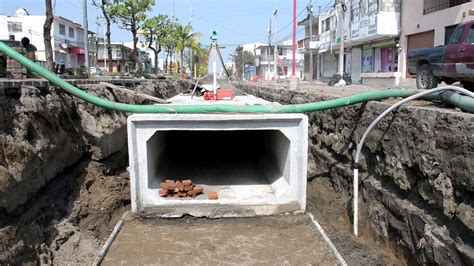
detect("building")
[399,0,474,80]
[233,42,265,80]
[0,8,93,69]
[317,7,338,80]
[298,11,319,81]
[121,41,152,71]
[96,43,134,73]
[340,0,401,86]
[255,40,304,81]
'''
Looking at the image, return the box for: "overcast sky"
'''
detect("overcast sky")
[0,0,334,61]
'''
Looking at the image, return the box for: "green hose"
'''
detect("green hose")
[1,41,473,113]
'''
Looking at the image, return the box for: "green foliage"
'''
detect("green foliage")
[232,50,255,67]
[107,0,155,32]
[141,14,170,50]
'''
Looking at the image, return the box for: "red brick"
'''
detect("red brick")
[183,185,194,192]
[159,188,168,197]
[177,191,187,197]
[187,186,204,197]
[160,182,168,190]
[182,179,193,187]
[208,191,218,200]
[165,180,176,191]
[176,181,184,192]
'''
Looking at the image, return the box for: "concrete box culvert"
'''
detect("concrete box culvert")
[128,113,308,218]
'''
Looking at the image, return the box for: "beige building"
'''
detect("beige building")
[400,0,474,79]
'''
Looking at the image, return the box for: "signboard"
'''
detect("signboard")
[319,42,331,53]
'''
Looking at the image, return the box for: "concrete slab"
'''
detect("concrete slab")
[102,215,338,265]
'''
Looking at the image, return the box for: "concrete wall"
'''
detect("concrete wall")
[400,0,474,78]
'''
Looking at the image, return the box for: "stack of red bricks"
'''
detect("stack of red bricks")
[159,179,203,198]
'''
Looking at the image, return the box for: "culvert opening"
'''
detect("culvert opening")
[146,130,291,201]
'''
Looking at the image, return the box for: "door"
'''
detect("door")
[407,30,434,77]
[445,24,467,77]
[351,47,362,83]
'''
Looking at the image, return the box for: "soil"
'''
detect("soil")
[307,176,404,265]
[102,215,337,265]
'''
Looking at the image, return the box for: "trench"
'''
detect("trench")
[0,79,472,265]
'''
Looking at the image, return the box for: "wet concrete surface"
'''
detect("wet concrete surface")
[102,215,338,265]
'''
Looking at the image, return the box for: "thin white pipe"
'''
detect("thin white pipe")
[308,213,348,266]
[352,86,474,237]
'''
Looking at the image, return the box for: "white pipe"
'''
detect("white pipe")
[352,86,474,237]
[93,211,130,265]
[353,168,358,236]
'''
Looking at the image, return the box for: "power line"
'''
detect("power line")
[193,14,263,40]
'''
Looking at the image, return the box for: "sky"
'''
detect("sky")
[0,0,334,62]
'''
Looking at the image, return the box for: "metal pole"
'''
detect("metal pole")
[274,8,278,81]
[212,43,217,95]
[103,19,107,70]
[267,19,271,81]
[308,0,313,81]
[338,0,344,75]
[292,0,296,76]
[82,0,89,73]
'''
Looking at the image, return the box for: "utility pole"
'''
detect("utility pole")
[317,5,321,80]
[82,0,90,73]
[95,15,100,66]
[337,0,345,76]
[292,0,297,76]
[308,0,313,81]
[266,20,271,81]
[273,8,278,81]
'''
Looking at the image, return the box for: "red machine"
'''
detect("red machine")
[203,88,235,100]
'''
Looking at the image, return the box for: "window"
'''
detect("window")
[77,30,84,43]
[7,22,22,33]
[423,0,471,15]
[362,47,374,73]
[451,26,465,44]
[59,24,65,35]
[466,25,474,44]
[69,27,75,38]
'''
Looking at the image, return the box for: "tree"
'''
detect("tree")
[93,0,113,72]
[161,20,179,74]
[174,23,201,73]
[232,50,255,80]
[108,0,155,70]
[43,0,54,71]
[141,15,170,74]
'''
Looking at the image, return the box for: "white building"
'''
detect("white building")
[0,8,89,68]
[255,40,304,81]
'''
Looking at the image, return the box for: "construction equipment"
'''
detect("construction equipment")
[201,30,235,101]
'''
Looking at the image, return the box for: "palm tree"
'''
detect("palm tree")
[174,23,201,73]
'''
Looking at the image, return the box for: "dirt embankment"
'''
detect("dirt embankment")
[236,82,474,265]
[0,79,189,264]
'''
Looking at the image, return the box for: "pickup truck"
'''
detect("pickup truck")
[408,21,474,91]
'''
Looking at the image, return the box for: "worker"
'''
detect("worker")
[21,37,37,77]
[21,37,36,62]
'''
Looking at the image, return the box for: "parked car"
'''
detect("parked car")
[408,21,474,91]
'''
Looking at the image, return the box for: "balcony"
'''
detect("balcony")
[297,35,320,52]
[258,55,275,63]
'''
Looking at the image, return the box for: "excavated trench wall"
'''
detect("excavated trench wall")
[0,79,188,263]
[236,82,474,265]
